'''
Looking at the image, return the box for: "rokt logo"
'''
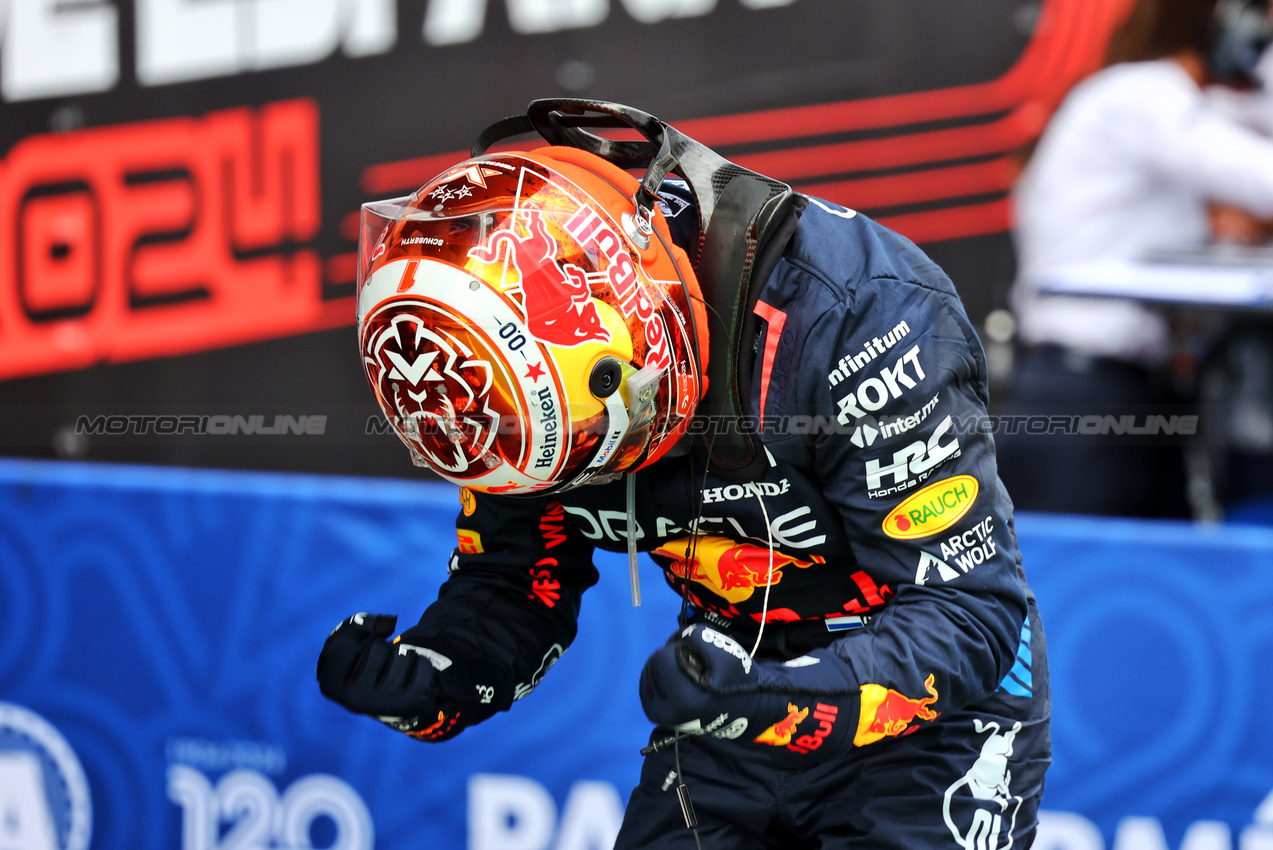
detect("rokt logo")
[0,702,92,850]
[835,345,926,426]
[883,475,979,540]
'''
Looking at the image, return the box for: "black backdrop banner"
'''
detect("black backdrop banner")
[0,0,1125,475]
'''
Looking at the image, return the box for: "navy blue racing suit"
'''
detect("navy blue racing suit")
[335,197,1051,848]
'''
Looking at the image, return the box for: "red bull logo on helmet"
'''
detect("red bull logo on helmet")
[563,204,672,373]
[854,673,940,746]
[883,475,979,540]
[468,209,611,348]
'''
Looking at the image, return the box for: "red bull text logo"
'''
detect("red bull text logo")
[787,703,839,754]
[653,536,825,604]
[468,210,611,348]
[883,475,979,540]
[754,702,840,754]
[563,204,672,373]
[754,703,809,747]
[854,673,940,746]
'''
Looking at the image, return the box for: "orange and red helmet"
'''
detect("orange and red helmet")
[357,146,708,494]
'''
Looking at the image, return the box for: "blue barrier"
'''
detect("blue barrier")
[0,459,1271,850]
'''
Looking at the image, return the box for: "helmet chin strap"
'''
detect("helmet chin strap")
[472,99,805,484]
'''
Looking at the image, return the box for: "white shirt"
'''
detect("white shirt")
[1012,59,1273,364]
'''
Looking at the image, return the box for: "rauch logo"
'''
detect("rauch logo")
[883,475,979,540]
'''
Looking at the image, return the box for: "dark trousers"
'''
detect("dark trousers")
[615,607,1051,850]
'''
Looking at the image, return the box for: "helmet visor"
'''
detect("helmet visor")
[357,198,670,493]
[355,152,699,493]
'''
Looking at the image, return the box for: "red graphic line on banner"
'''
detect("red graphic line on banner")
[878,198,1016,247]
[737,115,1028,183]
[799,159,1016,213]
[0,98,335,381]
[358,0,1129,248]
[325,252,358,286]
[677,0,1125,147]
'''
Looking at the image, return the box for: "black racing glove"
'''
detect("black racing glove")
[639,625,864,759]
[317,613,473,741]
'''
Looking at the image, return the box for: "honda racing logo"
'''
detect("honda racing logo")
[865,415,961,499]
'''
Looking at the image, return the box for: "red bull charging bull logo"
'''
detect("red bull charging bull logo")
[653,536,826,605]
[467,210,611,348]
[754,703,809,747]
[754,702,841,754]
[563,203,673,375]
[854,673,941,746]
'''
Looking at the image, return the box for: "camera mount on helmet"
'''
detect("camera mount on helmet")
[473,99,804,483]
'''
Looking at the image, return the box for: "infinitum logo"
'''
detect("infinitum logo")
[827,321,913,389]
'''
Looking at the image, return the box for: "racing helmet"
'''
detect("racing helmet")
[356,146,708,495]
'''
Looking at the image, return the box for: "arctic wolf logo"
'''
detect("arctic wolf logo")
[469,210,611,348]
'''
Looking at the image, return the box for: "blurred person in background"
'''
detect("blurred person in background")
[998,0,1273,517]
